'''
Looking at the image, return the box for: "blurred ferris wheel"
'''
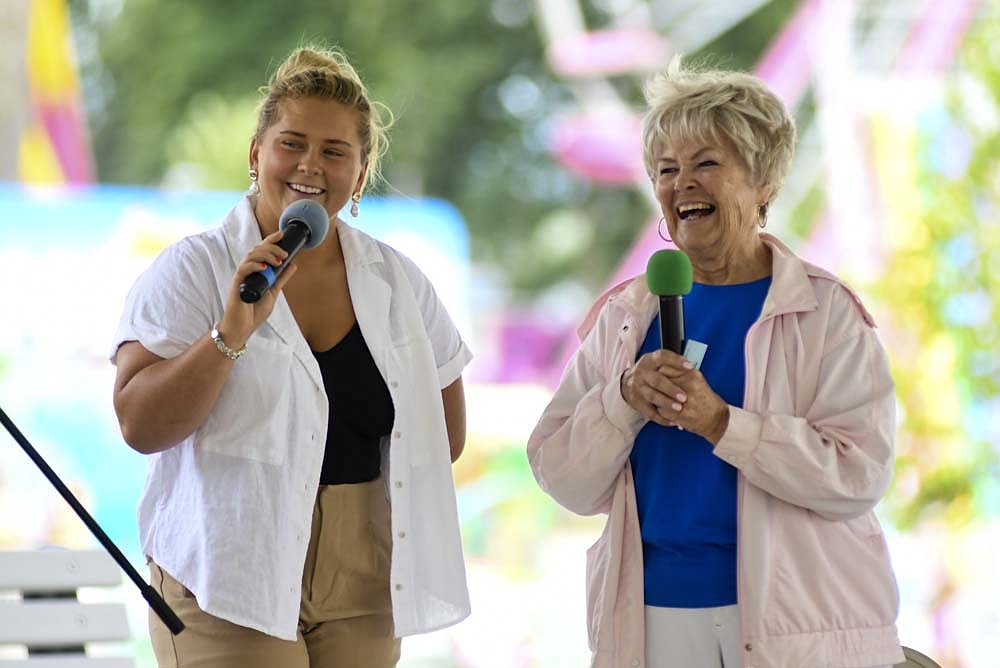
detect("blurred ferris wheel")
[529,0,986,284]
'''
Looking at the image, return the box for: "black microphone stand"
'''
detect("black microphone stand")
[0,404,185,636]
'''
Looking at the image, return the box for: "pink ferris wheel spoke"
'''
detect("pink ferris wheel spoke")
[550,111,644,185]
[546,28,670,77]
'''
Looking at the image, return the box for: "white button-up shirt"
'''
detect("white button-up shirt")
[111,197,472,640]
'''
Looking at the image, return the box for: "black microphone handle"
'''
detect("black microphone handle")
[659,295,685,354]
[0,404,185,636]
[239,221,312,303]
[238,272,270,304]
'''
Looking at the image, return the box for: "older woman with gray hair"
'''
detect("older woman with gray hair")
[528,58,904,668]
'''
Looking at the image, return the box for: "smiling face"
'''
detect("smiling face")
[249,96,368,233]
[654,135,773,261]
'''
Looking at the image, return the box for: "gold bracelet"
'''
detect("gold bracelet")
[210,326,247,360]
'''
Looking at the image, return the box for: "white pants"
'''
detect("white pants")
[644,604,895,668]
[645,604,741,668]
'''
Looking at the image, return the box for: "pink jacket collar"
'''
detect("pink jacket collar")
[576,234,875,342]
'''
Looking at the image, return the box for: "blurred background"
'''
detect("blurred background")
[0,0,998,666]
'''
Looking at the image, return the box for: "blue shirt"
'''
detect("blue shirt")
[630,276,771,608]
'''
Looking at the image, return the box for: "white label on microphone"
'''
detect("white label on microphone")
[683,339,708,370]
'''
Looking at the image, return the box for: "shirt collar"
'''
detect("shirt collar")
[218,197,321,389]
[221,195,263,269]
[762,233,876,326]
[220,195,386,268]
[336,218,385,268]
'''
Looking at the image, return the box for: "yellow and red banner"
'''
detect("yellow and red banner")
[18,0,94,184]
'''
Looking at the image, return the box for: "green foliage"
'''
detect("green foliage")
[456,442,564,568]
[786,183,825,243]
[874,14,1000,529]
[70,0,566,294]
[692,0,803,67]
[164,92,259,189]
[69,0,798,298]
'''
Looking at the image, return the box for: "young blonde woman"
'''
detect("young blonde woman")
[112,46,471,668]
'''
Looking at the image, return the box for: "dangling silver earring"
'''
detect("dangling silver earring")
[248,168,259,195]
[758,203,768,229]
[657,217,672,243]
[350,192,361,218]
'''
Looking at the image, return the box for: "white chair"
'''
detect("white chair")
[0,549,134,667]
[896,645,944,668]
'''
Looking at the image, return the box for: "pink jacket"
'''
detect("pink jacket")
[528,235,904,668]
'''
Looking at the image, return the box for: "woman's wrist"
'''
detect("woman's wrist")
[705,403,730,445]
[619,367,634,405]
[212,318,251,356]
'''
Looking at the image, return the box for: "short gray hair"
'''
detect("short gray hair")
[641,56,796,194]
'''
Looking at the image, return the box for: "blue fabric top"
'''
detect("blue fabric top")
[630,276,771,608]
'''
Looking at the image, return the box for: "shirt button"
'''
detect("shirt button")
[395,481,403,488]
[395,584,404,591]
[745,643,753,652]
[398,531,406,538]
[631,660,640,667]
[393,431,401,439]
[390,381,399,388]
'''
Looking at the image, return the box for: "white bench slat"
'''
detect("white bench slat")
[0,602,129,646]
[0,552,121,591]
[0,659,134,668]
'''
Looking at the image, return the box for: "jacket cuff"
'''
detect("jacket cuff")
[712,406,762,468]
[601,373,648,438]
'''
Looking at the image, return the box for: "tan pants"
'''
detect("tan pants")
[148,479,400,667]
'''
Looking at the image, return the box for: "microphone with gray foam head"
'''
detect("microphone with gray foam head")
[239,199,330,303]
[646,249,693,354]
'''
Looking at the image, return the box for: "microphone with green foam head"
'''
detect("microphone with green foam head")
[646,249,693,353]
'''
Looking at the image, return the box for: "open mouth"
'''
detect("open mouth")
[677,203,716,221]
[287,182,325,196]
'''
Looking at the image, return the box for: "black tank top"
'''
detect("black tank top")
[312,322,395,485]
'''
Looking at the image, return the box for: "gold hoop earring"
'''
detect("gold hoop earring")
[350,192,361,218]
[657,217,672,243]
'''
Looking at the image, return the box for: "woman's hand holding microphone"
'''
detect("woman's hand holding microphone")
[621,349,730,444]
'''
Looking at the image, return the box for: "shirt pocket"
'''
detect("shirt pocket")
[195,336,293,465]
[387,335,449,468]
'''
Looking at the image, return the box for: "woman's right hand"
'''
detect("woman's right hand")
[114,231,300,455]
[216,230,298,348]
[620,349,692,427]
